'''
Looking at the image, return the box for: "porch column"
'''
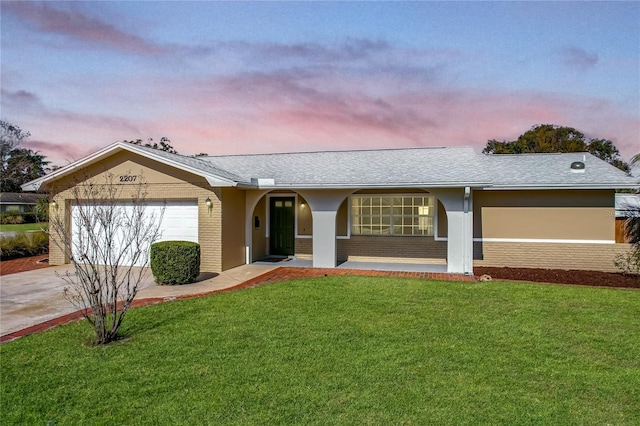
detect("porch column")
[297,189,352,268]
[244,190,269,264]
[431,188,474,274]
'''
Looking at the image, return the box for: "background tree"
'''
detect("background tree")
[1,120,51,192]
[49,173,164,344]
[123,137,178,154]
[483,124,630,172]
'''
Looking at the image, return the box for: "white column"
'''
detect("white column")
[297,189,353,269]
[431,188,474,274]
[311,210,338,268]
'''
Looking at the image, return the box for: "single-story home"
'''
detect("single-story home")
[0,192,43,213]
[23,142,638,274]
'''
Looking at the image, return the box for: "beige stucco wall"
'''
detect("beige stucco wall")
[473,189,615,240]
[221,188,246,270]
[47,150,224,272]
[437,200,447,238]
[251,196,267,261]
[298,195,312,236]
[471,189,620,272]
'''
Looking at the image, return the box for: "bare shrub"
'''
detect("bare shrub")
[48,173,164,344]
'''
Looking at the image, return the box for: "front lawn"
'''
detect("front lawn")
[0,222,48,232]
[2,277,639,424]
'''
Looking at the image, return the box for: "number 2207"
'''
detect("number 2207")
[119,175,137,182]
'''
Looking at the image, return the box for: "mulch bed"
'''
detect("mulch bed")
[475,266,640,289]
[0,254,50,276]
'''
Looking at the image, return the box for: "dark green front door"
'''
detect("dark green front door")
[270,197,295,256]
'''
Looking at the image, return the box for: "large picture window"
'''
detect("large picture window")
[351,195,434,236]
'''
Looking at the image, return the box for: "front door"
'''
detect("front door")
[270,197,295,256]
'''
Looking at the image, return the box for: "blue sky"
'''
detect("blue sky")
[1,1,638,166]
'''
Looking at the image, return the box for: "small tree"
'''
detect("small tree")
[48,173,165,344]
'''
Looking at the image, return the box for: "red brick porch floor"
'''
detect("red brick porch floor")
[0,265,474,343]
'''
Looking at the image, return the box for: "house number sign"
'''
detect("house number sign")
[119,175,138,182]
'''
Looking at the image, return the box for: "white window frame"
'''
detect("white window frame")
[348,194,436,237]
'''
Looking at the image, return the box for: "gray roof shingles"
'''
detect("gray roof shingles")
[483,151,636,187]
[203,147,491,187]
[198,147,637,189]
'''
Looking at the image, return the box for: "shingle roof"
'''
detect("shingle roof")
[200,147,637,189]
[129,144,247,183]
[0,193,44,204]
[204,146,490,188]
[22,142,639,192]
[482,151,636,188]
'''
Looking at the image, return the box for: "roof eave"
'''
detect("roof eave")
[485,183,639,190]
[252,182,492,190]
[21,142,239,191]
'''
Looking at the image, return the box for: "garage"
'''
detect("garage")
[71,200,198,267]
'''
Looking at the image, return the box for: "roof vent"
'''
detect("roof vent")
[570,161,585,173]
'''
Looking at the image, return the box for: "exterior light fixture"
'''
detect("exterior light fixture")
[300,202,305,209]
[51,199,57,208]
[205,197,212,208]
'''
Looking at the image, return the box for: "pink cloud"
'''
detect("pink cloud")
[23,140,89,165]
[4,2,168,55]
[4,39,637,166]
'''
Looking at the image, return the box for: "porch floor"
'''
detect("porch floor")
[253,258,448,273]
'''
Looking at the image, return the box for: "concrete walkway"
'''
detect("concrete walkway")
[0,263,277,338]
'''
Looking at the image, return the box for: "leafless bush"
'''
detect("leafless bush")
[48,173,164,344]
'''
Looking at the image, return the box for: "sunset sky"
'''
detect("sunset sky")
[1,1,639,167]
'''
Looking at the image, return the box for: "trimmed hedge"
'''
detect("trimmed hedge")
[0,231,49,260]
[150,241,200,285]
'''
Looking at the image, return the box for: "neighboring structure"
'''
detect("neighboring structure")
[0,192,43,213]
[23,142,638,274]
[615,193,640,243]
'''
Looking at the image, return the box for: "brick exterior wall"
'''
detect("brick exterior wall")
[49,182,224,272]
[473,241,633,272]
[338,235,446,262]
[295,237,313,260]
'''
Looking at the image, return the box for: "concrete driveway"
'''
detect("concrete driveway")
[0,263,276,337]
[0,264,157,336]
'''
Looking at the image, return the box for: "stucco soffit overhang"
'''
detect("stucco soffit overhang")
[21,142,240,191]
[248,182,492,190]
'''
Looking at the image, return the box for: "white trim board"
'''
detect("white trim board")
[471,238,616,244]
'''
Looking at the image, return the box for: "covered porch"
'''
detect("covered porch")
[245,186,474,275]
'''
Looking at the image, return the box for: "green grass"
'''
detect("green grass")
[0,222,48,232]
[2,276,639,425]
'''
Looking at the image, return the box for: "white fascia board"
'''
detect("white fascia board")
[486,183,639,190]
[256,182,491,190]
[22,142,238,191]
[473,237,616,244]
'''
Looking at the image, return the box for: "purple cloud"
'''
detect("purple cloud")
[4,2,168,55]
[0,89,43,110]
[561,47,599,71]
[23,140,87,164]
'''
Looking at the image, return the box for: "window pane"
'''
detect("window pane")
[351,195,434,236]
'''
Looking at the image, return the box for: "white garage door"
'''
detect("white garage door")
[71,200,198,267]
